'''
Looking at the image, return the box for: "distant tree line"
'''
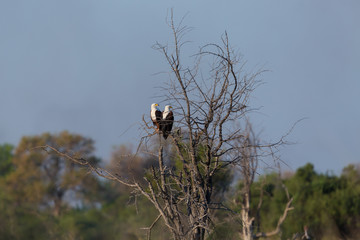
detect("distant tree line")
[1,133,359,240]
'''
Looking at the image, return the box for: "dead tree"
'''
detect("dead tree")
[139,12,271,239]
[152,14,294,240]
[229,122,295,240]
[237,132,293,240]
[37,13,294,240]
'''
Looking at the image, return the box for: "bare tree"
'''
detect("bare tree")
[231,123,294,240]
[140,15,257,240]
[37,12,295,240]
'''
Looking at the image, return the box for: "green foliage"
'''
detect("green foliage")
[0,143,14,176]
[277,163,360,239]
[227,163,360,239]
[2,132,360,240]
[0,133,172,240]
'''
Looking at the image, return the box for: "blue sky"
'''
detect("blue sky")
[1,1,359,174]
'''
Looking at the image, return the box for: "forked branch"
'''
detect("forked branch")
[254,197,294,239]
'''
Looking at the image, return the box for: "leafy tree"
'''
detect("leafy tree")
[6,131,100,217]
[0,131,106,240]
[259,163,360,239]
[0,143,14,176]
[0,144,14,238]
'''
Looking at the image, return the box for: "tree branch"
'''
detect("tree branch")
[254,197,294,239]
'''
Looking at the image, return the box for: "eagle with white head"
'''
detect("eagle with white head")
[150,103,162,130]
[161,105,174,139]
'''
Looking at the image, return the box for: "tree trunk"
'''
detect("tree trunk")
[53,198,62,217]
[191,228,204,240]
[241,192,253,240]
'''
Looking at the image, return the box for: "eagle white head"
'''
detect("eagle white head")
[151,103,161,122]
[151,103,160,111]
[163,105,173,118]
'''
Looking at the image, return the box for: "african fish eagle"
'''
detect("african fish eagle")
[150,103,162,130]
[161,105,174,139]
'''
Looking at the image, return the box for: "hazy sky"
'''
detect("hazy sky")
[1,1,359,174]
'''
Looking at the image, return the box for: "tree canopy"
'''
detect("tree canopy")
[1,135,360,239]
